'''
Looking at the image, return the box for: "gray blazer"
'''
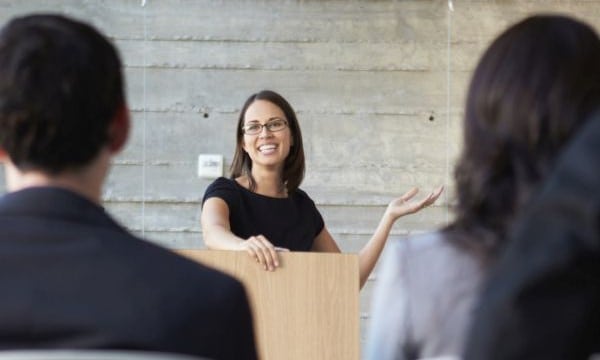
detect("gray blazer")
[365,232,484,360]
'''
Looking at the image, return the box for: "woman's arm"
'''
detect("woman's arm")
[201,197,282,271]
[312,187,443,289]
[359,186,443,288]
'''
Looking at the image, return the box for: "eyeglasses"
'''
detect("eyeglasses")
[242,118,288,135]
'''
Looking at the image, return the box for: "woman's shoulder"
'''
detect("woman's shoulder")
[387,232,486,357]
[202,177,240,204]
[290,187,320,208]
[212,176,236,186]
[388,231,447,254]
[387,231,482,277]
[292,187,312,200]
[208,176,243,190]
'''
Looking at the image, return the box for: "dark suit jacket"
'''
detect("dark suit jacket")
[0,187,257,360]
[464,115,600,359]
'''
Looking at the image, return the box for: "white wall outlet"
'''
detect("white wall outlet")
[197,154,223,179]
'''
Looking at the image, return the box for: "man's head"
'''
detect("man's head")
[0,14,127,174]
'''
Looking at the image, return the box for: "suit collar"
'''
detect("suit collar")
[0,187,126,231]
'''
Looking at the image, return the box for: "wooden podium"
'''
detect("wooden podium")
[178,250,360,360]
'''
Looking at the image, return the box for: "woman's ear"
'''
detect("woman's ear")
[108,104,130,154]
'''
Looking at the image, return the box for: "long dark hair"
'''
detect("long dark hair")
[230,90,305,193]
[448,15,600,261]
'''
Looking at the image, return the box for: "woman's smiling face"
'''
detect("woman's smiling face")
[242,99,293,172]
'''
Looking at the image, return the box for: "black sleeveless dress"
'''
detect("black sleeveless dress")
[202,177,324,251]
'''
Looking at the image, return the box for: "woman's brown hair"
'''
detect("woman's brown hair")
[448,15,600,261]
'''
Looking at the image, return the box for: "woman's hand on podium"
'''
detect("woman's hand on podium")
[237,235,289,271]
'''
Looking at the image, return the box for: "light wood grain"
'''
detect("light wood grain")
[178,250,359,360]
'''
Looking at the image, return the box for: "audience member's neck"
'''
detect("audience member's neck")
[4,150,110,205]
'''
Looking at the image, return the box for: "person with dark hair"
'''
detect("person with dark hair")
[365,14,600,359]
[201,89,443,288]
[0,14,257,360]
[463,110,600,360]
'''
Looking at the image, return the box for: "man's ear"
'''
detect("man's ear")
[107,104,130,154]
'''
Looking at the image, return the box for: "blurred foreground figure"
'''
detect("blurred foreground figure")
[0,13,257,360]
[464,113,600,359]
[366,14,600,360]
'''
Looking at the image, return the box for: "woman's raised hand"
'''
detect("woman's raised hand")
[236,235,289,271]
[386,186,444,220]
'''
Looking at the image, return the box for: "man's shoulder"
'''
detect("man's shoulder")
[114,240,249,314]
[116,237,241,286]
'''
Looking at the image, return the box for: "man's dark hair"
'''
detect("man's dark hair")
[0,14,125,173]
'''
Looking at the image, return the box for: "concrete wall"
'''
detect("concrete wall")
[1,0,599,349]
